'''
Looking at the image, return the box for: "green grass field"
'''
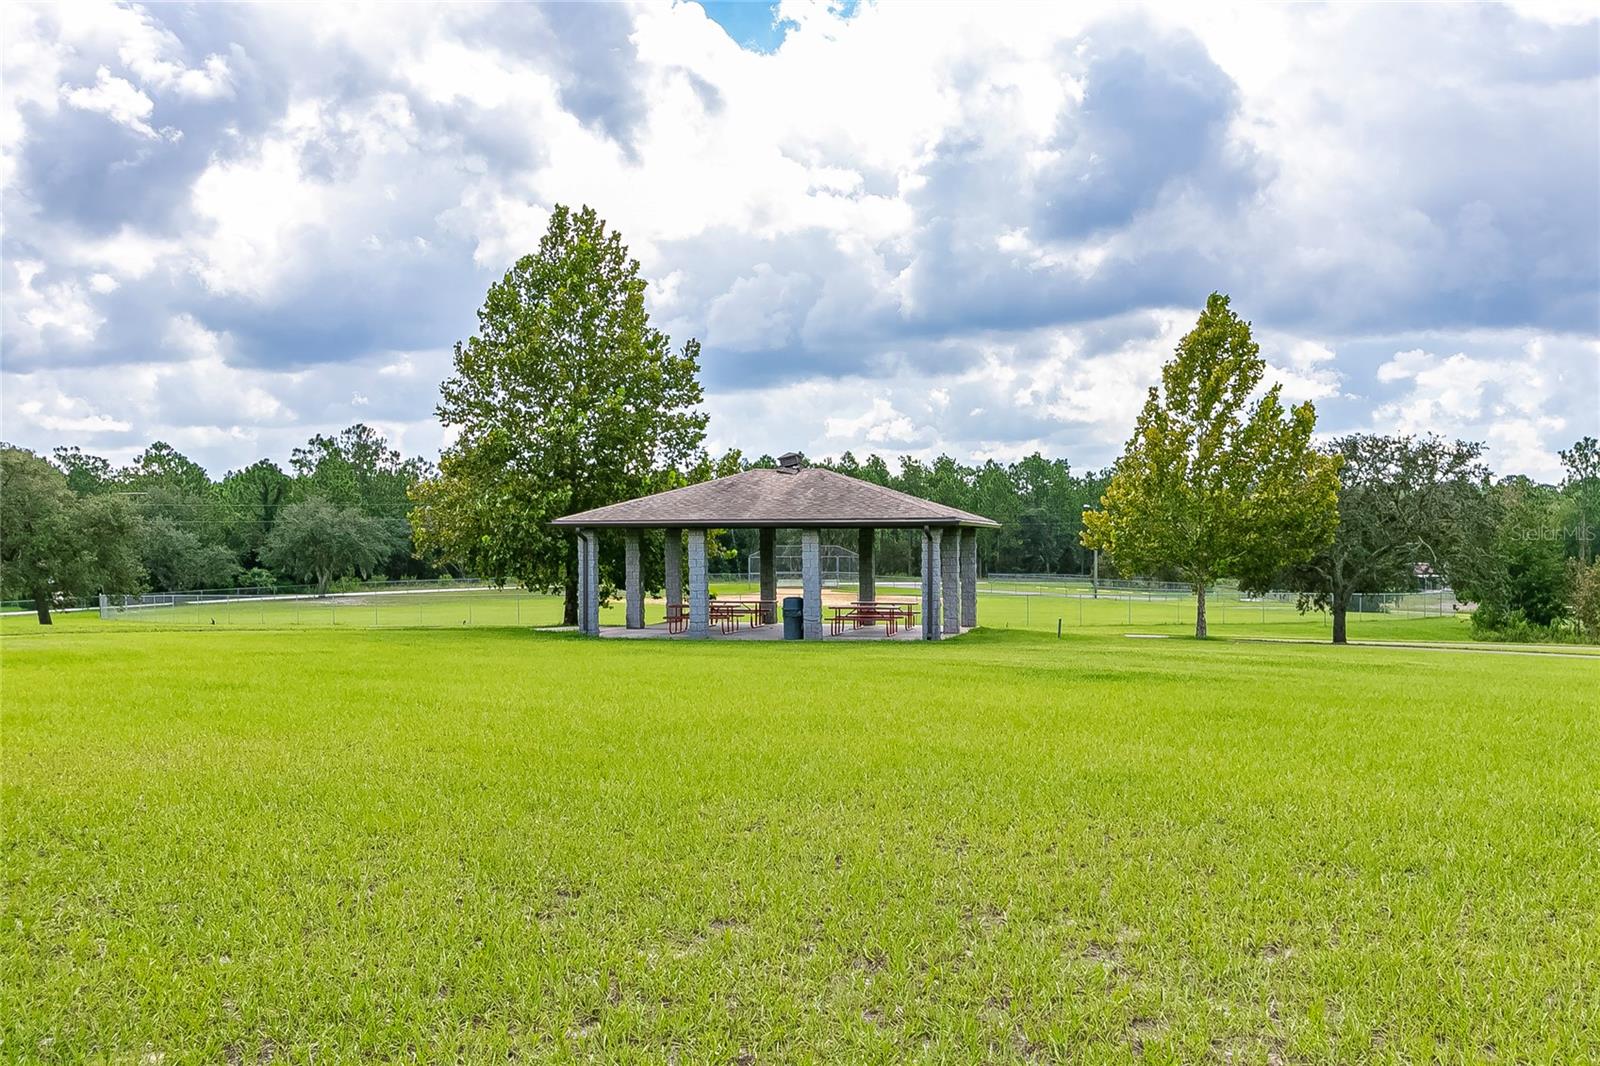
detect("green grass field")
[4,623,1597,1062]
[59,578,1487,646]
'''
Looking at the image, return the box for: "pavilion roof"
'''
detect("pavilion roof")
[551,466,1000,529]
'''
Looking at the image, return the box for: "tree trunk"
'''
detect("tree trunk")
[1195,582,1207,639]
[34,589,52,626]
[1332,598,1348,645]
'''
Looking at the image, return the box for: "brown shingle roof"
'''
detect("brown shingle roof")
[551,467,1000,529]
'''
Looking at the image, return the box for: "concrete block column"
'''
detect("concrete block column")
[579,529,600,635]
[941,528,961,634]
[758,528,777,623]
[664,528,683,612]
[687,529,710,637]
[624,530,644,629]
[574,533,588,633]
[800,529,824,639]
[921,527,942,640]
[857,527,876,602]
[960,527,978,629]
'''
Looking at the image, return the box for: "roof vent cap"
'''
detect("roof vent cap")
[776,451,803,473]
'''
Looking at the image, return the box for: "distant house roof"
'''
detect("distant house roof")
[551,466,1000,529]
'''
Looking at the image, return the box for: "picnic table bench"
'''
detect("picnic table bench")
[666,599,776,634]
[828,603,904,636]
[849,600,918,627]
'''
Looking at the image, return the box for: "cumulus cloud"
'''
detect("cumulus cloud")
[61,66,167,139]
[1,0,1595,477]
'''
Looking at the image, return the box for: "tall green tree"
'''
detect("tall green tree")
[1559,436,1599,564]
[411,204,708,624]
[292,424,430,576]
[124,441,213,497]
[121,441,230,554]
[1278,434,1490,643]
[140,516,241,591]
[1456,477,1572,631]
[1,446,145,624]
[261,498,399,596]
[292,424,431,519]
[219,459,293,566]
[51,446,115,495]
[1081,293,1341,637]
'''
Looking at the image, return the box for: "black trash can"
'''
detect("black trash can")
[782,596,805,640]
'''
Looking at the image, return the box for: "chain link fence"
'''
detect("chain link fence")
[92,578,569,629]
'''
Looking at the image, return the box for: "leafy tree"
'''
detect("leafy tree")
[1081,293,1341,637]
[411,203,708,624]
[124,441,213,497]
[292,424,430,517]
[261,498,399,596]
[0,446,145,624]
[51,446,115,494]
[1278,435,1490,643]
[1458,477,1572,631]
[141,516,241,591]
[219,459,293,565]
[119,441,233,554]
[1559,436,1600,564]
[1571,559,1600,641]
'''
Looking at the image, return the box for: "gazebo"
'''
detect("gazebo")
[551,453,999,640]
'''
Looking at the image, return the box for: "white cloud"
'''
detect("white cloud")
[0,1,1593,479]
[1370,341,1581,480]
[4,260,104,355]
[61,66,165,139]
[823,397,922,446]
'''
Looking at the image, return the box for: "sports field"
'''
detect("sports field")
[4,621,1596,1061]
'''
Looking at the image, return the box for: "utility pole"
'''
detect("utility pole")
[1082,503,1098,599]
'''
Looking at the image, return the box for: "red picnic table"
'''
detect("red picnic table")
[828,602,908,636]
[668,599,776,634]
[849,600,918,627]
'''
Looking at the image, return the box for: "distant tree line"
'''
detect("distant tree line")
[1,424,437,623]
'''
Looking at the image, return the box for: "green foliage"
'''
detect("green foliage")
[261,498,400,596]
[0,446,145,622]
[124,441,214,497]
[291,424,430,519]
[50,446,115,494]
[1081,293,1341,636]
[239,567,277,590]
[219,459,293,564]
[1279,434,1490,643]
[140,515,241,591]
[1458,477,1573,631]
[1571,558,1600,640]
[411,204,708,622]
[1559,435,1600,564]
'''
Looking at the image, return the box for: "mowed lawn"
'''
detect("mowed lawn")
[3,627,1597,1062]
[75,579,1488,645]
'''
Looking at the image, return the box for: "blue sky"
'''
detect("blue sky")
[700,2,793,53]
[2,0,1596,479]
